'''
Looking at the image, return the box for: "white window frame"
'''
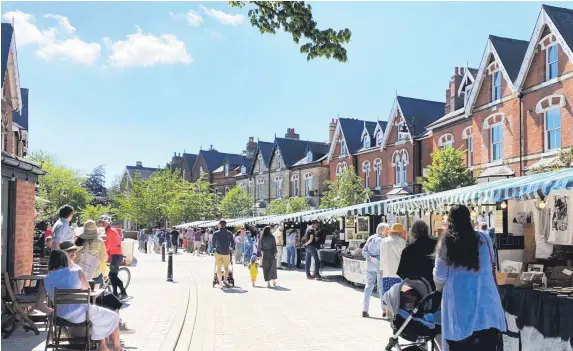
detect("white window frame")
[362,136,370,149]
[275,176,283,199]
[400,156,407,186]
[257,178,264,201]
[544,107,561,152]
[240,165,246,174]
[546,44,558,81]
[490,123,503,162]
[340,140,347,156]
[307,150,313,163]
[224,163,229,176]
[182,169,187,180]
[392,150,409,186]
[463,83,473,106]
[492,71,501,102]
[291,174,300,197]
[438,134,454,149]
[362,161,371,189]
[336,162,347,176]
[373,159,382,188]
[258,154,264,174]
[375,132,383,147]
[224,186,230,194]
[276,151,282,170]
[248,180,254,197]
[199,166,204,175]
[397,120,408,142]
[304,173,313,197]
[467,136,473,167]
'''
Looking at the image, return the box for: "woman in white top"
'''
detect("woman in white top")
[43,250,122,351]
[379,223,407,317]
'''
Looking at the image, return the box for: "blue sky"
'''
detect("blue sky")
[2,1,565,184]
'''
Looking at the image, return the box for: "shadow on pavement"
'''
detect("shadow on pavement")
[222,287,248,294]
[270,286,291,292]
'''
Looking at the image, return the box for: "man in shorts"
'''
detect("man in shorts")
[212,220,235,288]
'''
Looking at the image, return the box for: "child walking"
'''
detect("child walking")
[248,254,258,287]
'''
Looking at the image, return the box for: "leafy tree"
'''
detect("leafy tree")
[287,197,311,213]
[266,199,289,215]
[266,197,311,215]
[83,165,108,205]
[80,204,113,222]
[28,150,92,223]
[220,186,253,219]
[423,147,476,193]
[529,147,573,174]
[229,1,351,62]
[320,167,371,209]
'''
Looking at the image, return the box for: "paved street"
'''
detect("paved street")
[2,250,396,351]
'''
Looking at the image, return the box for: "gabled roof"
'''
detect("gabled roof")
[515,5,573,90]
[198,149,242,173]
[182,153,197,169]
[274,138,308,168]
[338,118,368,154]
[1,23,13,88]
[489,35,529,83]
[125,165,159,182]
[258,141,274,167]
[380,96,445,149]
[464,35,528,116]
[12,88,28,130]
[307,140,330,159]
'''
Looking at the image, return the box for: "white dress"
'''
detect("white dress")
[44,267,120,340]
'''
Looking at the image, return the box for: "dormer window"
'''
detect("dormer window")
[375,132,382,147]
[224,163,229,176]
[199,166,204,175]
[258,154,264,174]
[306,150,313,163]
[240,165,246,174]
[276,151,282,169]
[340,140,347,156]
[492,71,501,101]
[546,44,558,81]
[464,84,473,106]
[363,135,370,149]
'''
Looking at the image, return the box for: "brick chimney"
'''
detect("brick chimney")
[135,161,142,167]
[444,67,465,114]
[285,128,300,140]
[329,118,337,143]
[208,144,217,151]
[171,152,183,170]
[245,136,258,159]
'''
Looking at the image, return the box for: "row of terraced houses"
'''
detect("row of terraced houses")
[123,4,573,216]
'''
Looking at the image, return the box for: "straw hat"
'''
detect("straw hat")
[389,223,405,235]
[79,220,99,240]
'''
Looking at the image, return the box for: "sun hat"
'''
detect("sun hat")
[59,241,78,252]
[250,254,258,262]
[79,220,99,240]
[389,223,405,235]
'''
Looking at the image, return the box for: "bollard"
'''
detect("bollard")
[167,251,174,282]
[161,243,166,262]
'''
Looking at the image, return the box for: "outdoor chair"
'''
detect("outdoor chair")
[45,288,93,351]
[1,272,40,338]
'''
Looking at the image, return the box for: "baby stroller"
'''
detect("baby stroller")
[212,253,235,288]
[383,278,442,351]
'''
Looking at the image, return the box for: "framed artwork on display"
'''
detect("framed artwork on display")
[527,263,544,273]
[346,228,355,240]
[345,217,355,231]
[357,217,369,234]
[355,234,363,240]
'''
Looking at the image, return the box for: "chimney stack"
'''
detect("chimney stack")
[135,161,142,167]
[444,66,466,114]
[285,128,300,140]
[245,136,258,159]
[329,118,337,143]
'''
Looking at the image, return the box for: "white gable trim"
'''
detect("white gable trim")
[4,29,22,111]
[327,120,343,161]
[373,121,383,136]
[360,122,370,141]
[464,39,515,117]
[380,99,412,150]
[514,8,573,92]
[457,69,477,97]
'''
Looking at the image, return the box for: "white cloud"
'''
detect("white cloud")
[2,10,101,65]
[36,39,101,64]
[170,10,203,27]
[3,10,56,46]
[44,14,76,34]
[200,6,244,26]
[107,26,192,68]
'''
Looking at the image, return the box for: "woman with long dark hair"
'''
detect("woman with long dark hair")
[433,205,506,351]
[396,220,436,289]
[260,226,278,288]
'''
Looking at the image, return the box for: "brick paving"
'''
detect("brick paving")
[2,251,398,351]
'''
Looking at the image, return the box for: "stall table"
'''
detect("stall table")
[500,285,573,350]
[341,254,366,286]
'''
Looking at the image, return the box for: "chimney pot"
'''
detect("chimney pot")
[136,161,142,167]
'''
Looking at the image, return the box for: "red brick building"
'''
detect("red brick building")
[1,23,45,277]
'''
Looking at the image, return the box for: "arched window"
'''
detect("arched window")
[483,113,505,162]
[307,150,313,163]
[258,154,264,173]
[376,132,383,147]
[362,161,371,188]
[256,178,265,201]
[291,174,300,197]
[438,133,454,149]
[373,159,382,188]
[362,134,370,149]
[462,126,473,166]
[240,165,246,174]
[248,180,254,197]
[392,149,409,186]
[304,173,313,197]
[340,140,348,156]
[275,176,283,199]
[336,162,347,176]
[536,95,566,152]
[276,151,282,169]
[224,163,229,176]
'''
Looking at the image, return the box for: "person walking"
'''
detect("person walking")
[434,205,506,351]
[286,230,297,270]
[397,220,437,289]
[235,229,245,264]
[171,228,180,254]
[44,223,53,239]
[243,230,254,266]
[273,226,284,269]
[260,226,278,288]
[212,221,235,288]
[248,254,258,287]
[185,228,195,253]
[51,205,75,249]
[98,215,128,300]
[193,230,203,256]
[303,220,322,280]
[379,223,407,318]
[361,222,389,318]
[147,231,155,254]
[207,229,214,255]
[74,220,108,287]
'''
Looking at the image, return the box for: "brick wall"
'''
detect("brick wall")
[14,180,35,277]
[355,149,384,189]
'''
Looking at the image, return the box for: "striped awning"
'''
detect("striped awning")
[175,220,216,229]
[385,167,573,213]
[258,208,335,225]
[226,215,278,226]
